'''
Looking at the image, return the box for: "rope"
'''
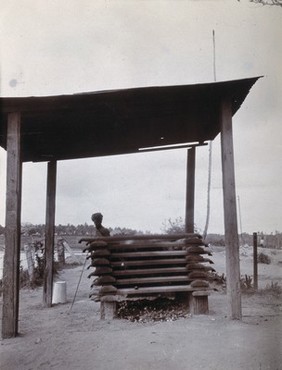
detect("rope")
[68,255,88,313]
[203,30,216,239]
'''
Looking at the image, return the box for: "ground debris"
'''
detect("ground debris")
[116,297,191,323]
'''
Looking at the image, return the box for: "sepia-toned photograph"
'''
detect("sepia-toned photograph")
[0,1,281,369]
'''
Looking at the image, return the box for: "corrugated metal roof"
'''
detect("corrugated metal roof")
[0,77,261,162]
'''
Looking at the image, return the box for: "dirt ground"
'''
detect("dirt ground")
[0,246,281,370]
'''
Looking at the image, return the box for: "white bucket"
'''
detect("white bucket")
[52,281,67,304]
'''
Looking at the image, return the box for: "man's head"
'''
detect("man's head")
[91,212,103,227]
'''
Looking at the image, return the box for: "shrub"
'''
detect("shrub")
[20,267,32,288]
[240,274,253,292]
[259,281,282,295]
[257,252,271,264]
[19,258,60,289]
[208,272,226,285]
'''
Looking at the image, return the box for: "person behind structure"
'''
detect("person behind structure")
[91,212,110,237]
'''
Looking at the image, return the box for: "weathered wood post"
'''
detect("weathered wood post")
[24,244,35,283]
[253,232,258,290]
[2,112,22,338]
[57,239,65,265]
[220,97,242,320]
[43,160,57,307]
[185,147,196,233]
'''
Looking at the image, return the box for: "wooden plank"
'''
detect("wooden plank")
[185,147,195,233]
[137,142,207,154]
[220,97,241,320]
[192,291,210,297]
[118,285,198,296]
[115,276,190,285]
[107,239,205,250]
[2,112,22,339]
[110,250,187,258]
[61,239,80,264]
[79,233,202,243]
[113,267,188,276]
[43,160,57,307]
[24,244,35,281]
[111,258,186,267]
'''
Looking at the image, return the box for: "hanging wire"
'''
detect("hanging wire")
[203,30,216,239]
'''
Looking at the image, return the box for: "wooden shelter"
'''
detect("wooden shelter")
[0,76,261,338]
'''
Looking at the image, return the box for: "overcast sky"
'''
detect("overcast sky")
[0,0,281,234]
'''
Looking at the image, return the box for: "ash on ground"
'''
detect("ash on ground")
[116,297,191,323]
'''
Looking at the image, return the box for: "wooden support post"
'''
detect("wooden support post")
[192,291,209,315]
[43,160,57,307]
[253,232,258,290]
[2,112,22,338]
[220,98,242,320]
[185,147,196,233]
[100,295,117,320]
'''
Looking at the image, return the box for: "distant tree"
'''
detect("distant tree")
[249,0,282,6]
[162,217,202,235]
[21,224,44,236]
[111,227,144,236]
[56,224,66,235]
[162,217,185,234]
[205,234,226,246]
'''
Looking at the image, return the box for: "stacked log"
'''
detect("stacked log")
[84,241,117,301]
[185,243,215,289]
[81,234,215,318]
[83,236,214,298]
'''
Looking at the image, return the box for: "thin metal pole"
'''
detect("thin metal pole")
[212,29,217,82]
[253,232,258,290]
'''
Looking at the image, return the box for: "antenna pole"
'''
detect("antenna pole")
[212,29,217,82]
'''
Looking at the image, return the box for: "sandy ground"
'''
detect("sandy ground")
[0,246,282,370]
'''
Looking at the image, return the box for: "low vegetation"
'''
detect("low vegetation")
[19,259,61,289]
[240,274,254,292]
[257,252,271,264]
[259,281,282,295]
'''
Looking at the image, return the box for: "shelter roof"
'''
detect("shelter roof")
[0,77,260,162]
